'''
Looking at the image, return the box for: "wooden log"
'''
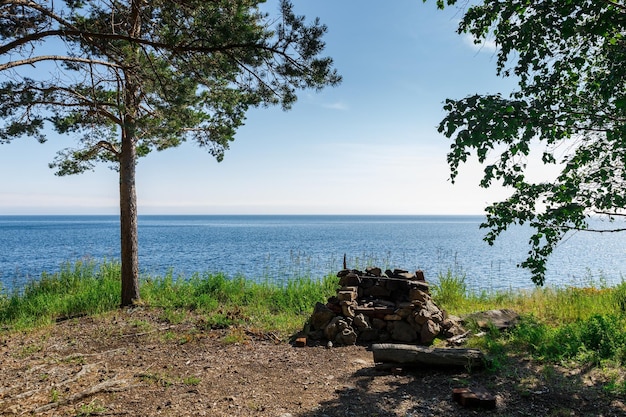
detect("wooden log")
[371,343,485,369]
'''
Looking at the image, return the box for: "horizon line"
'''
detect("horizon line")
[0,212,487,216]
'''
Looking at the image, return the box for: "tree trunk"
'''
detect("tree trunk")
[119,3,143,308]
[371,343,485,369]
[119,109,140,307]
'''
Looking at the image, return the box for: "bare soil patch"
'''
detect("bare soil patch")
[1,308,625,416]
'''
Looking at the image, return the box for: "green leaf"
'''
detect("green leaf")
[432,0,626,286]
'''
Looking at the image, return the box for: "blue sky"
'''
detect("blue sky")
[0,0,520,215]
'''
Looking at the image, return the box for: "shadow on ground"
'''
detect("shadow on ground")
[295,355,626,417]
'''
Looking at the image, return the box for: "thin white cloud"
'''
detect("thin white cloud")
[462,33,498,53]
[322,101,349,111]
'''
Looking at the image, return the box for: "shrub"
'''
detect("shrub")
[528,314,626,365]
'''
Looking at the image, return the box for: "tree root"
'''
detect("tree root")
[31,378,131,414]
[14,363,99,400]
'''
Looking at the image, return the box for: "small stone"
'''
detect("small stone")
[452,387,471,403]
[326,341,333,349]
[353,313,370,329]
[442,317,466,338]
[339,272,361,287]
[365,266,382,276]
[324,316,343,341]
[396,307,414,318]
[453,387,496,409]
[413,309,431,325]
[393,268,409,276]
[294,337,306,347]
[336,328,357,345]
[397,272,416,280]
[338,290,357,302]
[341,301,356,318]
[415,270,426,281]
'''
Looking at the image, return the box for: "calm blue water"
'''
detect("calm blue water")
[1,215,626,293]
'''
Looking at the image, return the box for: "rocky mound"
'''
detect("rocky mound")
[302,267,465,346]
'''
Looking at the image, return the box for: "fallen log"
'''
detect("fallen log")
[371,343,485,369]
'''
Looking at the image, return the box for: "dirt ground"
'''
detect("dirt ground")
[1,308,625,417]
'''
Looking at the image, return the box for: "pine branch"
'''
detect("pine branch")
[0,55,122,72]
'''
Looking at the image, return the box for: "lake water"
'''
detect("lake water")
[1,215,626,293]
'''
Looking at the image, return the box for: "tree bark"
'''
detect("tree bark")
[119,82,140,307]
[119,2,143,308]
[371,343,485,369]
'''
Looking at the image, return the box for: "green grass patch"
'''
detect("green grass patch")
[433,269,626,376]
[0,260,338,335]
[4,259,626,379]
[139,269,338,334]
[433,269,622,324]
[76,399,107,416]
[469,313,626,372]
[0,260,120,329]
[182,375,201,386]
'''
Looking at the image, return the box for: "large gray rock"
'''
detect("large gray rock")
[463,309,520,330]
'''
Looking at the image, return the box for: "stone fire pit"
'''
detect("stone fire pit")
[303,267,465,346]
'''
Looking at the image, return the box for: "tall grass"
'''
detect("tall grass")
[0,260,338,333]
[433,268,622,323]
[433,269,626,370]
[139,270,338,333]
[0,260,121,329]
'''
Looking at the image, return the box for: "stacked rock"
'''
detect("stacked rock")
[306,267,463,346]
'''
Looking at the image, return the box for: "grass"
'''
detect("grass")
[76,400,107,416]
[431,269,623,323]
[0,260,120,329]
[432,270,626,380]
[0,259,338,334]
[3,260,626,379]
